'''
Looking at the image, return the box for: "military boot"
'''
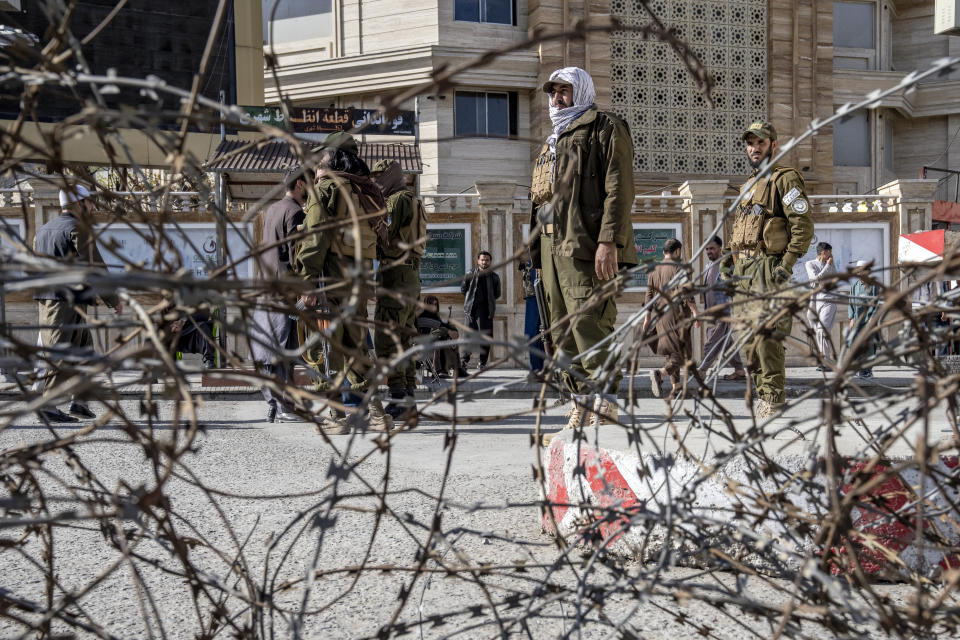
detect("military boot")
[754,399,784,421]
[366,398,395,433]
[591,398,619,426]
[541,400,592,447]
[316,406,349,435]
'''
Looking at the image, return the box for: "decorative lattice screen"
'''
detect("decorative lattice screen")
[609,0,767,176]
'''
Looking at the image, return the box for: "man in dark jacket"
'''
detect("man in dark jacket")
[460,250,500,370]
[33,184,121,422]
[250,166,309,424]
[530,66,638,442]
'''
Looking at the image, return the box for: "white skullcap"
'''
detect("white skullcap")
[855,259,868,267]
[59,184,91,208]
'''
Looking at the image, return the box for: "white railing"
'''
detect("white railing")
[0,188,33,207]
[633,194,685,214]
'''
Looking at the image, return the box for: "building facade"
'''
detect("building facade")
[263,0,960,199]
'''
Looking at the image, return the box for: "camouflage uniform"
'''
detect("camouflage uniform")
[371,160,426,414]
[723,122,815,413]
[296,132,393,432]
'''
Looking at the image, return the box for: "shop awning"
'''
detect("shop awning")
[933,200,960,223]
[205,138,422,202]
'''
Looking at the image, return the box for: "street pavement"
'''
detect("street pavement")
[0,369,937,638]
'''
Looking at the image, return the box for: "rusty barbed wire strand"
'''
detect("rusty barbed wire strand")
[1,2,960,639]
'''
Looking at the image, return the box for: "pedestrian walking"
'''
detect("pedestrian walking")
[721,121,815,419]
[698,235,745,381]
[847,259,881,378]
[642,238,699,397]
[371,159,426,419]
[297,131,393,434]
[805,241,837,368]
[459,250,500,370]
[33,184,122,422]
[250,166,309,423]
[529,66,638,441]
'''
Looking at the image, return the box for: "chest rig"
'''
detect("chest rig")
[730,168,791,255]
[531,143,554,206]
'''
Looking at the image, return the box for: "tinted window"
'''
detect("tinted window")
[455,92,485,136]
[485,0,513,24]
[833,2,874,49]
[834,111,870,166]
[454,0,480,22]
[486,93,509,137]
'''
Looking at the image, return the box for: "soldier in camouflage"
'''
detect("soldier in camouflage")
[722,122,815,419]
[371,159,426,419]
[297,131,394,434]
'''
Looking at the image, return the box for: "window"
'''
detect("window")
[833,2,875,48]
[263,0,332,44]
[454,91,518,138]
[833,2,876,69]
[454,0,516,26]
[834,111,870,166]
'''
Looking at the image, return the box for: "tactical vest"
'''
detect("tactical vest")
[530,143,554,206]
[730,167,792,255]
[326,179,381,261]
[381,191,427,261]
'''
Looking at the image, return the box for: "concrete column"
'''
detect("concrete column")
[878,178,937,292]
[475,181,517,361]
[30,175,63,230]
[679,180,730,362]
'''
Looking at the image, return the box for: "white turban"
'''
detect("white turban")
[544,67,595,152]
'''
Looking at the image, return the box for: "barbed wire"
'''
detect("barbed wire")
[1,2,960,639]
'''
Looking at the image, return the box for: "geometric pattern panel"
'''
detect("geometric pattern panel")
[609,0,767,175]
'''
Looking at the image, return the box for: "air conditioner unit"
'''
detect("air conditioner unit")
[936,0,960,36]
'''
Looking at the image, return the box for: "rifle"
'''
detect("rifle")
[533,273,554,359]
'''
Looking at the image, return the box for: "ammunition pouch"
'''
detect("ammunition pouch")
[531,145,554,206]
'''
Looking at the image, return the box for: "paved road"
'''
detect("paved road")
[0,394,932,638]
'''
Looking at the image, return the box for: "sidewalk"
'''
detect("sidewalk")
[0,365,919,400]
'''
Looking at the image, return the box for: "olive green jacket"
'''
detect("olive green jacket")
[296,177,378,280]
[530,107,638,268]
[723,164,815,276]
[756,164,814,271]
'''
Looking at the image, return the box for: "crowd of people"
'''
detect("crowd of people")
[31,63,891,435]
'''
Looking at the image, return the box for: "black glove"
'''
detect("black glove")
[772,265,792,285]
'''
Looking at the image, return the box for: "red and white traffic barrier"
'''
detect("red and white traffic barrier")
[542,431,960,577]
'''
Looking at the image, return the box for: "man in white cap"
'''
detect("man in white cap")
[528,66,638,444]
[33,183,121,422]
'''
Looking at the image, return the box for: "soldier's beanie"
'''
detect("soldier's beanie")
[741,121,778,141]
[314,130,359,157]
[59,184,91,207]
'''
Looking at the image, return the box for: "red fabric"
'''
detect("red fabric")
[934,200,960,223]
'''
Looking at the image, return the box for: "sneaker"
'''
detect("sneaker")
[815,365,824,372]
[456,367,469,378]
[649,370,664,398]
[858,370,873,379]
[68,402,96,419]
[39,408,79,423]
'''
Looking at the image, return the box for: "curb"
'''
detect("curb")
[542,429,960,579]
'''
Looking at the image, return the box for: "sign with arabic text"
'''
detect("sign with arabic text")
[242,106,415,136]
[628,223,682,290]
[421,224,471,292]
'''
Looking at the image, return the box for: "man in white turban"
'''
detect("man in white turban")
[529,67,638,443]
